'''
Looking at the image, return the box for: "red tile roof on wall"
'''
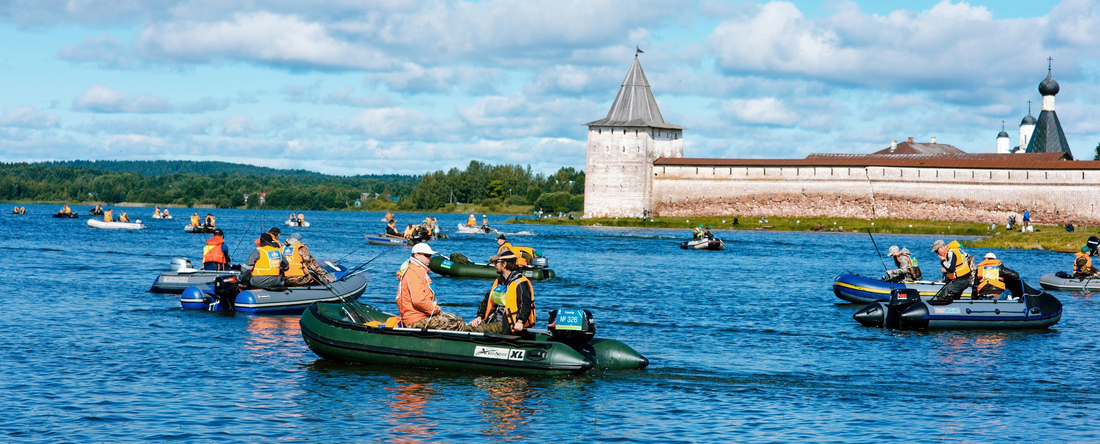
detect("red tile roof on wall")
[652,153,1100,170]
[871,141,964,155]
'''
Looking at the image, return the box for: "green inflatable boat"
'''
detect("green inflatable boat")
[428,255,557,280]
[300,302,648,376]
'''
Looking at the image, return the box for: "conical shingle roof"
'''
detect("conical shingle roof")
[586,56,684,129]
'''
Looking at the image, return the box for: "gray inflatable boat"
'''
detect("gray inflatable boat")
[1038,272,1100,292]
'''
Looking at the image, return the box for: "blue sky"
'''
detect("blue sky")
[1,0,1097,176]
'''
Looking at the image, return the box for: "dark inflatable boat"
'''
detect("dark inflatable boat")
[300,303,647,376]
[833,273,972,304]
[428,255,557,280]
[180,272,367,315]
[853,278,1062,330]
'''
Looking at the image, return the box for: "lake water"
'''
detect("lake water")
[4,205,1099,443]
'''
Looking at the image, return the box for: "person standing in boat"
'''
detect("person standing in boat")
[467,249,535,335]
[973,253,1018,300]
[202,228,232,271]
[385,219,401,237]
[396,243,466,330]
[884,246,922,282]
[282,233,333,286]
[931,239,972,301]
[241,232,288,289]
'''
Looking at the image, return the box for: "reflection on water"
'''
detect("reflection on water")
[474,376,537,438]
[384,376,440,444]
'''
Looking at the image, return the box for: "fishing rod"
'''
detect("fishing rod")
[333,237,372,264]
[336,244,402,281]
[307,267,370,323]
[866,228,890,273]
[231,199,267,259]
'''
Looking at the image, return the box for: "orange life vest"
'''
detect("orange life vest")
[282,244,306,277]
[203,236,227,265]
[975,258,1005,292]
[510,246,536,267]
[497,242,513,256]
[119,213,130,222]
[104,209,113,222]
[190,215,200,226]
[252,246,283,276]
[1075,251,1092,274]
[944,243,971,280]
[482,276,536,329]
[205,215,215,226]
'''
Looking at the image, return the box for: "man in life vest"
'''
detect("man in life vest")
[467,249,535,334]
[385,219,401,237]
[119,212,130,222]
[467,214,476,227]
[396,243,466,330]
[154,206,160,217]
[162,208,170,218]
[884,246,922,282]
[973,252,1019,299]
[254,227,282,247]
[282,233,334,286]
[495,234,512,257]
[104,209,114,222]
[704,226,714,240]
[190,213,200,227]
[202,228,232,271]
[61,205,71,214]
[692,224,704,241]
[204,213,215,228]
[931,239,972,301]
[297,213,304,224]
[241,232,288,289]
[508,246,538,267]
[481,215,489,228]
[1073,246,1099,278]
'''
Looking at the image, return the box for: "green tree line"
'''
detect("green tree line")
[0,162,418,210]
[406,160,585,213]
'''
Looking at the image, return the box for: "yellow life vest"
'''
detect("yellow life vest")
[975,259,1004,292]
[104,209,113,222]
[282,245,306,277]
[253,246,283,276]
[483,276,536,328]
[1075,251,1092,274]
[510,246,536,267]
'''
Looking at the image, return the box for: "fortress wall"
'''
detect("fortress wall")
[584,127,682,218]
[651,165,1100,223]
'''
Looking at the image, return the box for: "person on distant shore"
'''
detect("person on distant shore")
[190,213,200,227]
[204,213,215,228]
[104,209,114,222]
[396,243,465,330]
[241,232,288,289]
[932,239,972,301]
[119,212,130,222]
[1074,246,1099,279]
[1022,209,1031,231]
[467,249,535,334]
[282,233,333,286]
[973,252,1018,299]
[883,246,922,283]
[202,228,231,271]
[385,219,401,237]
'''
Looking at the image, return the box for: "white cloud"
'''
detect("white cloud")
[722,97,798,126]
[73,85,171,113]
[0,106,59,128]
[222,116,256,136]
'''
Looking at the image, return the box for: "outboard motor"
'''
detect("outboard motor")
[169,257,192,272]
[530,257,549,268]
[1088,236,1100,253]
[853,289,920,328]
[212,275,240,311]
[547,309,596,348]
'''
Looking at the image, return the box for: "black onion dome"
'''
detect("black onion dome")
[998,129,1009,138]
[1021,113,1037,125]
[1039,72,1060,96]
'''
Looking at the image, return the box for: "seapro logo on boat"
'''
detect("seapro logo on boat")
[474,346,525,361]
[934,308,961,314]
[162,277,188,283]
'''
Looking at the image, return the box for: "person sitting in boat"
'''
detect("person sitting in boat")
[396,243,466,330]
[385,219,401,237]
[61,205,71,214]
[282,233,333,286]
[931,239,972,302]
[384,212,394,221]
[119,212,130,222]
[204,213,215,228]
[973,252,1019,300]
[467,249,535,334]
[190,213,200,227]
[154,206,160,216]
[104,209,114,222]
[202,228,232,271]
[692,224,704,241]
[467,214,477,227]
[297,213,305,224]
[1074,246,1100,278]
[481,215,489,228]
[883,246,922,282]
[704,226,714,240]
[241,232,289,289]
[402,224,417,239]
[93,204,103,214]
[509,246,538,267]
[162,208,169,218]
[495,234,512,257]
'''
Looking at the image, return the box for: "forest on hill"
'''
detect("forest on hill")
[1,159,586,213]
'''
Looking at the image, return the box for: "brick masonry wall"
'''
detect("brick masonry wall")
[584,127,682,218]
[649,165,1100,224]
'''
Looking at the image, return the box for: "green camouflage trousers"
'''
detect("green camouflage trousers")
[407,312,466,331]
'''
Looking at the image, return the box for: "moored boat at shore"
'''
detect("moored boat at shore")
[833,273,972,304]
[300,303,648,375]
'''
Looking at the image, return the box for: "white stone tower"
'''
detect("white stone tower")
[996,121,1010,154]
[1018,101,1036,153]
[584,55,685,218]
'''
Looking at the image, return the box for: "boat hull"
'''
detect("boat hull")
[87,219,146,229]
[52,213,79,219]
[180,274,367,314]
[680,239,725,250]
[456,223,496,234]
[285,220,310,227]
[365,234,408,247]
[1038,272,1100,292]
[854,283,1063,330]
[428,256,556,280]
[151,269,240,294]
[184,224,216,234]
[300,302,646,375]
[832,273,971,304]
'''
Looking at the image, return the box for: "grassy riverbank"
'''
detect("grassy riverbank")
[963,229,1100,252]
